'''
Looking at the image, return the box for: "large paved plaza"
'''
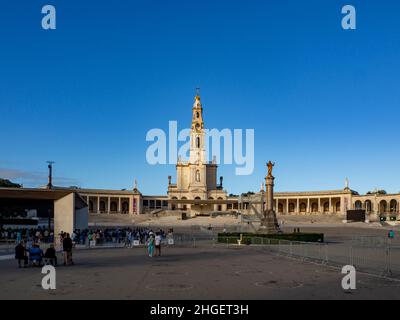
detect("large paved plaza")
[1,240,399,300]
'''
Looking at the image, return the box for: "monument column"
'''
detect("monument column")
[265,176,274,212]
[259,161,280,233]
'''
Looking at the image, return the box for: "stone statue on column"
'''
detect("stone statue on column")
[259,161,281,233]
[267,161,275,178]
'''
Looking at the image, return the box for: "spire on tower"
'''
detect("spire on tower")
[193,87,202,108]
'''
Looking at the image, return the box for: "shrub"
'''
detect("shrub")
[218,232,324,244]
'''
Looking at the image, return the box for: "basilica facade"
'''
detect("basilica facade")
[166,94,227,214]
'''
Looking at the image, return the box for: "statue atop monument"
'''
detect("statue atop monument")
[267,161,275,178]
[345,177,349,190]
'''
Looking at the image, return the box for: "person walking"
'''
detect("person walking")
[16,231,22,244]
[147,233,155,257]
[63,233,74,266]
[15,242,27,268]
[155,232,162,256]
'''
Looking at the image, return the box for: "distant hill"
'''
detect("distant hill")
[0,178,22,188]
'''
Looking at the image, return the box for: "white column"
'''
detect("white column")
[296,199,299,214]
[97,197,100,214]
[286,199,289,215]
[329,198,332,214]
[341,196,345,214]
[307,198,310,214]
[129,196,134,214]
[108,197,111,214]
[119,198,122,214]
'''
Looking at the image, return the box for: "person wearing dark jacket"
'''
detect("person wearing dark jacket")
[44,244,57,266]
[62,233,74,265]
[15,242,27,268]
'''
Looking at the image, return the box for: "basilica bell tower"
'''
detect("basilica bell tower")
[189,92,207,192]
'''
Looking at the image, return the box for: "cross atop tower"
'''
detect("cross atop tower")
[195,87,201,98]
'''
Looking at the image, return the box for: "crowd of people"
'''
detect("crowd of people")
[13,232,74,268]
[0,226,54,244]
[69,227,170,248]
[15,242,58,268]
[5,226,172,268]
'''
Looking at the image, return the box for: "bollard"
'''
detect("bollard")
[385,246,392,276]
[349,246,354,266]
[324,244,329,264]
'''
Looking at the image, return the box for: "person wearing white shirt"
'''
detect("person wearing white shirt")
[155,232,162,256]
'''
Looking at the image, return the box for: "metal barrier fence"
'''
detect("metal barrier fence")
[215,236,400,279]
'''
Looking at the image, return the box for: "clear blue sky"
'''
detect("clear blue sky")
[1,0,400,195]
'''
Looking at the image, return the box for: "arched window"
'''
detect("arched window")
[390,200,397,213]
[196,137,200,148]
[365,200,372,212]
[110,201,118,212]
[196,170,200,182]
[196,112,199,118]
[100,201,106,213]
[181,197,187,210]
[380,200,388,213]
[122,202,129,213]
[171,197,178,210]
[311,203,318,213]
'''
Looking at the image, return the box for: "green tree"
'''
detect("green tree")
[0,178,22,188]
[241,191,255,197]
[366,190,387,195]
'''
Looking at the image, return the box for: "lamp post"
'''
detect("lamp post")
[46,161,55,189]
[46,161,55,234]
